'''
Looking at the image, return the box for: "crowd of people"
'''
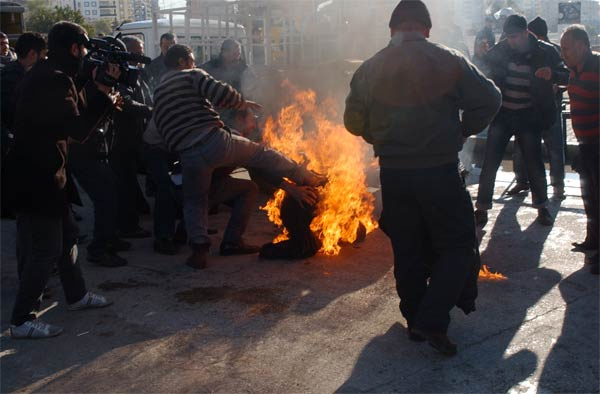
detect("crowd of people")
[0,0,597,357]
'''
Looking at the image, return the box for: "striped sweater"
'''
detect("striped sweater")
[568,52,599,142]
[153,68,244,152]
[502,62,532,110]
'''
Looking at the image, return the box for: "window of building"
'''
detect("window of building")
[84,1,89,6]
[85,10,90,15]
[92,10,97,14]
[91,1,96,6]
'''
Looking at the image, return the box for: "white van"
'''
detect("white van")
[114,16,247,63]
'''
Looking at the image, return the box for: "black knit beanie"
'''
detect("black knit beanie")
[528,16,548,38]
[503,14,528,34]
[389,0,432,29]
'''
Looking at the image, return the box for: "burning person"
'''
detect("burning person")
[152,44,324,269]
[344,0,501,355]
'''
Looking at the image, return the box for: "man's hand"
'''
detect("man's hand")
[93,64,122,94]
[282,183,319,207]
[534,67,552,81]
[239,100,263,112]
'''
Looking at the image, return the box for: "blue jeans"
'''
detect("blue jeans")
[513,108,565,188]
[142,144,182,240]
[476,109,549,210]
[178,129,307,245]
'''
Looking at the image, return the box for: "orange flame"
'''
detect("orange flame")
[478,264,508,281]
[260,82,378,255]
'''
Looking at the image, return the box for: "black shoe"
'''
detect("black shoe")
[220,241,261,256]
[407,326,426,342]
[506,183,530,196]
[153,238,179,255]
[474,209,488,227]
[186,243,209,270]
[107,238,132,252]
[411,327,458,356]
[87,250,128,267]
[536,208,554,226]
[117,226,152,239]
[572,241,598,252]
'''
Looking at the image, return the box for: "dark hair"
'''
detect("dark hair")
[221,39,241,53]
[503,14,527,34]
[563,24,590,48]
[165,44,193,69]
[389,0,432,30]
[160,32,176,44]
[0,32,7,40]
[47,21,87,55]
[528,16,548,39]
[14,32,46,58]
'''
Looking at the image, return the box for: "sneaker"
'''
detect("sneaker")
[474,209,488,227]
[67,292,112,311]
[10,319,63,339]
[186,243,209,270]
[153,238,179,255]
[220,241,261,256]
[536,208,554,226]
[87,250,128,267]
[117,226,152,239]
[506,183,530,196]
[572,241,598,252]
[411,327,458,356]
[107,238,132,252]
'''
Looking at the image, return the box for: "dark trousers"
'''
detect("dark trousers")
[513,108,565,188]
[578,142,599,248]
[210,175,259,245]
[380,163,479,332]
[477,109,548,210]
[11,210,87,325]
[110,146,142,232]
[142,144,181,240]
[69,146,118,252]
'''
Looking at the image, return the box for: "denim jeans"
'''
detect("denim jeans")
[69,145,118,252]
[476,109,549,210]
[142,144,182,240]
[513,108,565,188]
[178,129,307,245]
[12,210,87,325]
[210,174,259,245]
[380,163,479,332]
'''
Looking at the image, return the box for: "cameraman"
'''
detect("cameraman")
[9,22,118,338]
[110,35,152,239]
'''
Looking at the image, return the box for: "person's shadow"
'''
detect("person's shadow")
[538,268,599,393]
[337,197,562,392]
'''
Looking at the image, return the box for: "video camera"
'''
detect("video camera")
[82,34,151,88]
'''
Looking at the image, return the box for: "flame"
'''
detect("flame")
[260,82,378,255]
[478,264,508,281]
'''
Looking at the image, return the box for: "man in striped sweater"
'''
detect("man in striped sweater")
[560,25,599,274]
[474,14,569,227]
[153,44,323,269]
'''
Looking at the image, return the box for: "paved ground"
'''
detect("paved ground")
[1,168,598,393]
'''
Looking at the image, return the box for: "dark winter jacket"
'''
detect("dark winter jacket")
[344,32,501,169]
[10,58,112,216]
[484,33,569,128]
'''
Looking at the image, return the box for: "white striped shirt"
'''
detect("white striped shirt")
[153,68,244,152]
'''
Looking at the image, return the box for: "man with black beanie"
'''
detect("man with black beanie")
[7,21,119,338]
[345,0,501,356]
[474,14,569,227]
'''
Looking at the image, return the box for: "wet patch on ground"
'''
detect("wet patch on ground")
[175,286,289,315]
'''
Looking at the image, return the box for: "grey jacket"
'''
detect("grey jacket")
[344,32,501,169]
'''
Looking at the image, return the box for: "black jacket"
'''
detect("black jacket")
[0,60,26,133]
[112,77,153,152]
[484,34,569,128]
[10,58,112,216]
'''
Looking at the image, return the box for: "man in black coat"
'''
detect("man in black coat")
[8,22,120,339]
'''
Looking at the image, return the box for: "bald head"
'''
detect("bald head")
[560,25,591,71]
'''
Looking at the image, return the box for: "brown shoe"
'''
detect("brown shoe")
[411,327,458,356]
[186,243,209,270]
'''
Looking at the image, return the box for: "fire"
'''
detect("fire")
[478,264,508,281]
[260,82,378,255]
